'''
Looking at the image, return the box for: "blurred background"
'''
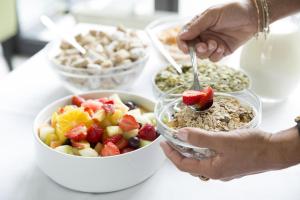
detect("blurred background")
[0,0,228,78]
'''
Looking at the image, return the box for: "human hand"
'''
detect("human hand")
[160,127,279,181]
[177,1,258,62]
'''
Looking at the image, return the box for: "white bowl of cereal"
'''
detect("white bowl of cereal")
[155,87,261,160]
[152,60,251,98]
[47,24,149,93]
[33,91,165,192]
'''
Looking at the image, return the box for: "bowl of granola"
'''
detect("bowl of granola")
[152,60,251,98]
[47,24,149,93]
[154,86,261,160]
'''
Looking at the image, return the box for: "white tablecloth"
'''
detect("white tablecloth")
[1,47,300,200]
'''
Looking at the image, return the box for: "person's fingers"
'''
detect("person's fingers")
[195,40,218,59]
[195,42,208,59]
[176,127,227,149]
[176,36,189,54]
[209,44,225,62]
[160,142,214,175]
[179,11,216,41]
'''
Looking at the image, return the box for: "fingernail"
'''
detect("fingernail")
[179,28,188,36]
[217,47,223,53]
[208,43,216,51]
[176,130,188,141]
[197,46,206,53]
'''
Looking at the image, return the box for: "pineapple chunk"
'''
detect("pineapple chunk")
[123,129,139,139]
[142,113,156,126]
[72,147,80,155]
[100,118,112,127]
[109,109,124,125]
[110,94,129,113]
[93,109,105,122]
[140,139,152,147]
[55,145,74,155]
[39,125,56,142]
[79,148,98,157]
[106,126,123,137]
[51,112,58,127]
[44,133,58,146]
[71,140,90,149]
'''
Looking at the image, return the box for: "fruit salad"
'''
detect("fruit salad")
[38,94,159,157]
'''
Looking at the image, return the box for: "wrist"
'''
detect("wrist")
[244,0,260,34]
[268,127,300,170]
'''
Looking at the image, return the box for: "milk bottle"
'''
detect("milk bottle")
[240,16,300,102]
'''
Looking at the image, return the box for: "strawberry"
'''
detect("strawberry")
[121,147,135,154]
[101,142,120,157]
[119,114,140,132]
[64,124,87,141]
[138,124,157,141]
[102,104,115,114]
[104,134,122,144]
[98,97,114,104]
[86,125,103,144]
[82,100,103,112]
[182,90,205,105]
[198,86,214,110]
[116,137,129,150]
[72,96,85,107]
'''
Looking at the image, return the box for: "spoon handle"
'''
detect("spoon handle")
[188,45,202,91]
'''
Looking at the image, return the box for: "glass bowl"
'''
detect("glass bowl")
[46,23,150,93]
[154,87,262,160]
[49,52,149,93]
[151,63,252,99]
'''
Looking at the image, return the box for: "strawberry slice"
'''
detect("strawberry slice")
[72,96,85,107]
[98,97,114,105]
[116,137,129,150]
[104,134,123,144]
[119,114,140,132]
[182,90,205,105]
[102,104,115,114]
[101,142,120,157]
[86,125,103,144]
[138,124,157,141]
[64,124,87,141]
[198,86,214,110]
[82,100,103,112]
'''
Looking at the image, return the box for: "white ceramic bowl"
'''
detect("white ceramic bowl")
[33,91,165,193]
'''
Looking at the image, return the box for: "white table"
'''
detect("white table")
[1,47,300,200]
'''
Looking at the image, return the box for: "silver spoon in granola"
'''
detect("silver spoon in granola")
[184,45,213,112]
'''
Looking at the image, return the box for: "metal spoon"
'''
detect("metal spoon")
[188,45,212,112]
[189,45,202,91]
[40,15,87,55]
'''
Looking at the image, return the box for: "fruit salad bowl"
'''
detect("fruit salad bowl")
[33,91,165,193]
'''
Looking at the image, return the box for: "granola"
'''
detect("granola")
[168,95,254,131]
[155,60,250,93]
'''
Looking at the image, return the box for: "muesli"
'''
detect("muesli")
[168,95,254,131]
[155,60,250,93]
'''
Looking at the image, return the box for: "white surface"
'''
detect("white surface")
[1,45,300,199]
[33,91,165,192]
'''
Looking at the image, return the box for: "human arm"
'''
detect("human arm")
[177,0,300,62]
[160,127,300,181]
